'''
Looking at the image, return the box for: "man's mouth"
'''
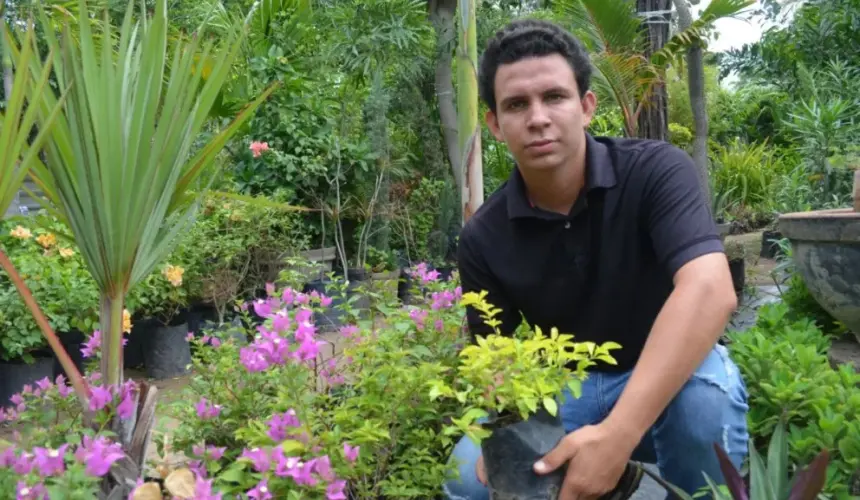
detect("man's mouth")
[526,139,555,149]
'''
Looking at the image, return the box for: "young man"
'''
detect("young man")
[444,19,750,500]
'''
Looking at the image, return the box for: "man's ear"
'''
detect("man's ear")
[486,109,504,142]
[580,90,597,129]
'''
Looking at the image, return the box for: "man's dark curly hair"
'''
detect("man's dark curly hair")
[478,19,593,113]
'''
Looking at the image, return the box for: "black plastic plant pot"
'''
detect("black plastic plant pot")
[0,354,54,408]
[53,329,86,379]
[142,320,192,380]
[481,406,567,499]
[303,278,346,330]
[729,258,745,292]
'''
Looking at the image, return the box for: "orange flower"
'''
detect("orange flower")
[123,309,132,334]
[10,226,31,239]
[36,233,56,249]
[162,264,185,287]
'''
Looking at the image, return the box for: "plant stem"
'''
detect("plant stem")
[100,293,125,388]
[0,248,90,407]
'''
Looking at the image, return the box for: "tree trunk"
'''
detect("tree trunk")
[457,0,483,223]
[636,0,670,141]
[429,0,461,185]
[672,0,711,210]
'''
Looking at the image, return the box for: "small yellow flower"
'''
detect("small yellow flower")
[123,309,132,334]
[162,264,185,287]
[59,248,74,258]
[36,233,56,249]
[10,226,31,239]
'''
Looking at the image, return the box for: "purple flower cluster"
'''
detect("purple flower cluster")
[80,330,129,359]
[238,287,333,373]
[406,263,442,284]
[1,435,125,495]
[0,375,137,424]
[238,440,359,500]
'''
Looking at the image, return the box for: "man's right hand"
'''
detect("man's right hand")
[476,454,487,485]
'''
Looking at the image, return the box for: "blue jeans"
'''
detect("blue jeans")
[443,344,749,499]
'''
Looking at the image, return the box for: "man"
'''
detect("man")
[444,18,750,500]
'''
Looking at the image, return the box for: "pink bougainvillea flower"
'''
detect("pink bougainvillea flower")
[409,308,428,329]
[81,330,102,358]
[249,141,270,158]
[75,435,125,477]
[313,455,335,482]
[240,346,270,372]
[88,386,113,412]
[35,377,52,393]
[15,480,47,500]
[32,445,68,477]
[241,447,271,473]
[248,478,273,500]
[327,480,348,500]
[266,409,301,441]
[195,398,222,420]
[343,443,360,463]
[193,477,223,500]
[272,310,291,333]
[253,299,272,318]
[54,375,74,399]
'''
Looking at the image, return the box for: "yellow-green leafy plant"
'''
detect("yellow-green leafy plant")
[428,290,621,444]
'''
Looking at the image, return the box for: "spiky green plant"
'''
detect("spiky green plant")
[12,0,278,393]
[0,14,92,404]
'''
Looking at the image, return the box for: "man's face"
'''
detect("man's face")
[486,54,596,174]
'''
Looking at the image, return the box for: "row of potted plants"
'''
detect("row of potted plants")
[0,264,832,498]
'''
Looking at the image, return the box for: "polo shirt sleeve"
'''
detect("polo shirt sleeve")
[457,224,522,338]
[642,144,724,279]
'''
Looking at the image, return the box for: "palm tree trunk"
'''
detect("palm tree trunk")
[429,0,460,184]
[672,0,711,209]
[457,0,483,223]
[636,0,670,141]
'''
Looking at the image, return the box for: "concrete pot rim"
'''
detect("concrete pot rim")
[779,208,860,243]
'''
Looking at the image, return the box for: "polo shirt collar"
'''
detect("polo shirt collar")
[506,133,617,220]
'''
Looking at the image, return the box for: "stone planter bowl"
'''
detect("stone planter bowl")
[779,207,860,343]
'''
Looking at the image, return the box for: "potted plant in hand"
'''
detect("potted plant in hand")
[429,290,623,499]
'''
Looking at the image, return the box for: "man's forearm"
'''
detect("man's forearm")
[602,276,737,441]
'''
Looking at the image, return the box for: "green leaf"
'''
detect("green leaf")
[543,397,558,416]
[566,379,583,399]
[749,445,776,500]
[766,424,789,496]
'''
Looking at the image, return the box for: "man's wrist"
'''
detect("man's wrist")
[601,410,647,451]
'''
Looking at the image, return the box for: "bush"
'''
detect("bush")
[727,302,860,494]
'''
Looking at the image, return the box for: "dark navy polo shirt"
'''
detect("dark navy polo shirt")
[457,134,723,372]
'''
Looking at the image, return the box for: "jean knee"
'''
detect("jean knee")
[443,435,488,500]
[668,345,750,456]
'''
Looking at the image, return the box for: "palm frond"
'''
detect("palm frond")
[652,0,754,67]
[555,0,646,54]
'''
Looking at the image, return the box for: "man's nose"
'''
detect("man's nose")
[526,102,551,129]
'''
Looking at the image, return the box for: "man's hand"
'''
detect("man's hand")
[533,422,639,500]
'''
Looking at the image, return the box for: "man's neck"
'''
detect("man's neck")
[520,150,587,216]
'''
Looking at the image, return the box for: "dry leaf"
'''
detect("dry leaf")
[130,482,164,500]
[164,468,196,498]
